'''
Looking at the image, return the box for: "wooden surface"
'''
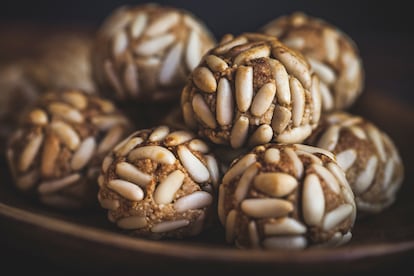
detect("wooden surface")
[1,23,414,275]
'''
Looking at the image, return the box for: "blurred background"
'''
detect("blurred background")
[0,0,412,36]
[1,0,413,104]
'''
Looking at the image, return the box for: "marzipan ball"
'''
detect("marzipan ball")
[92,3,216,103]
[181,33,321,149]
[261,12,364,112]
[305,111,404,215]
[97,125,220,239]
[6,89,132,209]
[218,143,356,249]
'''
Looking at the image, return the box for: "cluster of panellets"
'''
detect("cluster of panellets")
[3,4,404,250]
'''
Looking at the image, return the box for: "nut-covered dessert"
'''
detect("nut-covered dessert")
[181,32,321,149]
[159,106,248,173]
[218,143,356,249]
[97,125,220,239]
[0,64,38,152]
[91,3,216,103]
[6,89,132,209]
[260,12,364,112]
[0,33,94,152]
[159,106,241,173]
[305,111,404,215]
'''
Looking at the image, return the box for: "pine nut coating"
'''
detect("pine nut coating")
[218,143,356,249]
[98,126,221,239]
[305,111,404,215]
[181,32,321,149]
[6,89,132,210]
[92,3,216,103]
[261,12,364,112]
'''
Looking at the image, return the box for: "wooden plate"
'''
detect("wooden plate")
[0,91,413,274]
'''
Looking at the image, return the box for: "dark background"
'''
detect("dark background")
[1,0,413,105]
[0,0,412,38]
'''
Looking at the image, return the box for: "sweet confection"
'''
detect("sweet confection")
[218,143,356,249]
[181,32,321,149]
[6,89,132,209]
[97,125,220,239]
[305,111,404,215]
[0,64,38,151]
[261,12,364,112]
[91,3,216,103]
[1,3,406,252]
[0,33,94,152]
